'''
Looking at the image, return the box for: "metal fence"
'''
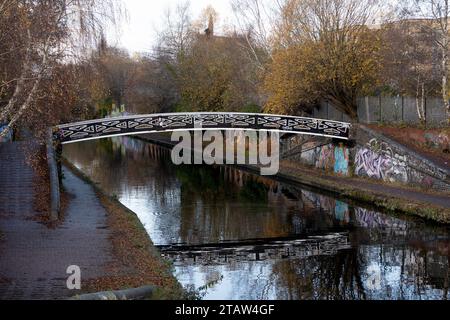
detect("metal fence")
[313,96,448,126]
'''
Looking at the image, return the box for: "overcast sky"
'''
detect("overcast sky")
[108,0,234,54]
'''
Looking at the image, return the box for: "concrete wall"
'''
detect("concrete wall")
[314,96,448,127]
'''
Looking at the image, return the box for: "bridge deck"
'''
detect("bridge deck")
[56,112,350,144]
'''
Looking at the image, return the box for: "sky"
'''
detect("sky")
[108,0,234,54]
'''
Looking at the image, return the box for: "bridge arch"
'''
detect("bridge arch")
[55,112,350,144]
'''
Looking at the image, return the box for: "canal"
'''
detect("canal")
[63,136,450,300]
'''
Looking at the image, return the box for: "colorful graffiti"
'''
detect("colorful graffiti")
[355,139,409,183]
[356,129,449,191]
[286,132,448,190]
[316,145,334,170]
[334,144,349,175]
[354,207,407,232]
[294,142,350,176]
[301,190,350,223]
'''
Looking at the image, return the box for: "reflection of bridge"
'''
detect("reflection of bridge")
[56,112,351,144]
[158,233,350,265]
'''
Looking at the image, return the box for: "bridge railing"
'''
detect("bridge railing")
[55,112,351,144]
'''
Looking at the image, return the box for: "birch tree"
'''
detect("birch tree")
[156,1,193,62]
[230,0,279,71]
[0,0,122,139]
[380,20,439,123]
[403,0,450,122]
[427,0,450,123]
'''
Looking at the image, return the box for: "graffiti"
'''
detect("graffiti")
[424,132,450,152]
[291,142,350,176]
[334,201,350,222]
[354,208,407,232]
[285,127,448,190]
[334,144,349,175]
[315,145,334,170]
[407,156,447,181]
[355,139,409,183]
[355,140,448,189]
[356,132,449,190]
[300,190,350,223]
[283,136,351,176]
[355,148,408,183]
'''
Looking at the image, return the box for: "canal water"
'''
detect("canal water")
[63,136,450,300]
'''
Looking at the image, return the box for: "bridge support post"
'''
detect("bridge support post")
[46,127,61,221]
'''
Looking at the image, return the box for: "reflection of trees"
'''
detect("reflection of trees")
[176,165,228,201]
[63,137,184,244]
[175,165,351,244]
[63,137,177,199]
[272,249,366,300]
[239,178,269,202]
[175,165,270,203]
[175,165,291,244]
[358,243,450,300]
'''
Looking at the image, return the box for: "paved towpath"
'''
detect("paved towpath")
[280,164,450,209]
[0,141,118,299]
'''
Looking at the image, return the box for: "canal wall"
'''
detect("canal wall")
[281,125,450,192]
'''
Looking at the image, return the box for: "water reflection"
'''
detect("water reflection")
[63,136,449,300]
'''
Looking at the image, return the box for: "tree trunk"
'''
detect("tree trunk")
[0,71,43,139]
[0,57,32,123]
[443,35,449,123]
[0,44,48,139]
[416,87,420,121]
[416,80,425,124]
[442,0,449,123]
[421,82,426,125]
[0,27,33,124]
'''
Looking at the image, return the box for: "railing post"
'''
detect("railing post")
[46,127,61,221]
[365,96,370,124]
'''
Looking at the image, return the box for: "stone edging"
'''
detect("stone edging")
[46,128,60,220]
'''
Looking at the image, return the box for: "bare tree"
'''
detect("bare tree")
[230,0,280,71]
[381,20,440,123]
[156,1,193,61]
[402,0,450,122]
